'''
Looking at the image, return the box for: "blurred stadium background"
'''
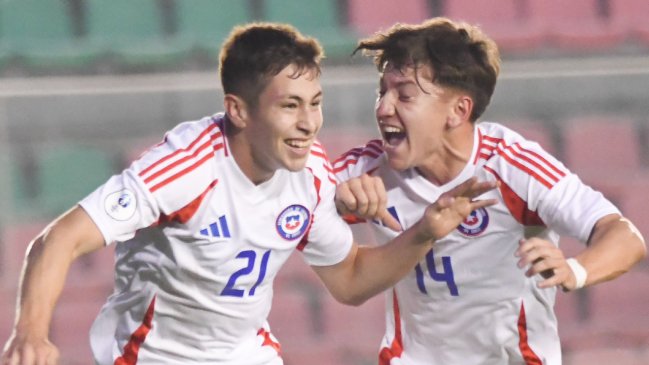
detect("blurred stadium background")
[0,0,648,364]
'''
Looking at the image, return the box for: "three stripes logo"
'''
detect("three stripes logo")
[200,215,231,238]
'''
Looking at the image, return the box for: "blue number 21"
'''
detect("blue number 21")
[415,249,458,296]
[221,250,271,297]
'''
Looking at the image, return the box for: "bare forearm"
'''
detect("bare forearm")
[577,216,646,286]
[15,235,75,336]
[319,222,434,306]
[13,207,105,336]
[348,239,433,304]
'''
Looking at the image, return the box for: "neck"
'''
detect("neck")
[416,123,475,185]
[225,124,274,185]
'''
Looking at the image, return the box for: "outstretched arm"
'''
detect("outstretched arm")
[2,206,105,365]
[517,214,646,291]
[314,177,497,306]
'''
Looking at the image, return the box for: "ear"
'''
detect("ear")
[224,94,249,129]
[447,94,474,128]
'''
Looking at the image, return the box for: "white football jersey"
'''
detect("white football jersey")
[333,122,619,365]
[80,113,353,365]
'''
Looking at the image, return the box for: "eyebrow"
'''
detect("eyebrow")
[379,77,418,89]
[286,90,323,102]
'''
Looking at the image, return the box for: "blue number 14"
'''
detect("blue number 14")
[221,250,271,297]
[415,249,458,296]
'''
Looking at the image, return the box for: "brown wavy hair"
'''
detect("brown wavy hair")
[356,17,501,122]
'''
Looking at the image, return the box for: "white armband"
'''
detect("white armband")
[566,258,588,289]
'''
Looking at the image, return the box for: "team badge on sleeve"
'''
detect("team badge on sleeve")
[276,204,310,240]
[104,189,137,221]
[457,207,489,236]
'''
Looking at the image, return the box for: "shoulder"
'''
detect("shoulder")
[131,114,227,195]
[305,140,337,186]
[477,122,569,191]
[331,139,385,178]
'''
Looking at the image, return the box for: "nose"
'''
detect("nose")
[297,106,322,136]
[375,94,395,118]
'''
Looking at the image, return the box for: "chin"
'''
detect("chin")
[387,159,410,172]
[284,159,308,172]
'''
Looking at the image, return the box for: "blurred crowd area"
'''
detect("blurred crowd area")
[1,1,649,364]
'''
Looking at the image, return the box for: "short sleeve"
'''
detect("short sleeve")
[80,168,160,245]
[537,174,620,242]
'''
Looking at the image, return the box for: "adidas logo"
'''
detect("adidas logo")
[200,215,231,238]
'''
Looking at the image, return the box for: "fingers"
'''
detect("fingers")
[516,238,571,289]
[334,182,355,216]
[376,209,402,232]
[468,197,498,211]
[441,176,478,198]
[1,338,59,365]
[442,178,498,201]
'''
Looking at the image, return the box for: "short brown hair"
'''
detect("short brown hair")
[219,22,324,109]
[356,17,500,121]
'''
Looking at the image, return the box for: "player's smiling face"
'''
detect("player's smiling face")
[247,64,323,180]
[376,63,458,172]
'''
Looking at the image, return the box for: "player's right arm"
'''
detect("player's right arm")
[1,206,105,365]
[313,177,497,306]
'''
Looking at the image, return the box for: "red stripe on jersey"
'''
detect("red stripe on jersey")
[517,145,566,178]
[478,152,492,160]
[500,143,561,184]
[332,150,382,173]
[517,302,543,365]
[148,147,218,193]
[297,171,321,251]
[474,132,501,164]
[257,328,281,354]
[114,296,156,365]
[379,289,403,365]
[157,179,219,224]
[334,140,383,162]
[143,138,213,184]
[310,147,338,185]
[484,167,545,226]
[483,135,502,143]
[310,149,327,160]
[496,146,553,189]
[139,123,219,177]
[342,214,367,225]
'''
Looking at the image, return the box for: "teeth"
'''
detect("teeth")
[382,125,403,133]
[287,140,309,148]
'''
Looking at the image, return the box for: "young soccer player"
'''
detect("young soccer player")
[334,17,646,365]
[1,22,496,365]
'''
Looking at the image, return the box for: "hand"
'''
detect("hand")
[2,333,60,365]
[516,237,577,290]
[335,173,402,231]
[416,177,498,241]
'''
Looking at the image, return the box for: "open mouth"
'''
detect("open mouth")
[285,139,311,149]
[381,125,406,147]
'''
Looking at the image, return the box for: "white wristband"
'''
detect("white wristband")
[566,258,588,290]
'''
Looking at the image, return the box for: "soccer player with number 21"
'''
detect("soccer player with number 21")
[1,22,497,365]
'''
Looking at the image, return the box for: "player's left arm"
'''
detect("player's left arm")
[517,214,646,291]
[313,177,497,305]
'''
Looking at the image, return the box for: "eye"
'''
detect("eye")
[376,88,386,97]
[310,99,322,107]
[398,85,418,101]
[399,93,414,102]
[282,102,298,109]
